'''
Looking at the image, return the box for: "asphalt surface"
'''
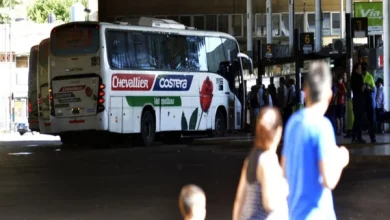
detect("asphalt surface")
[0,134,389,220]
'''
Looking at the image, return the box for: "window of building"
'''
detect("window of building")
[332,12,341,36]
[243,14,255,37]
[167,16,179,22]
[322,12,331,36]
[218,14,229,33]
[281,13,289,36]
[231,14,243,37]
[180,16,191,27]
[255,14,266,36]
[193,15,205,30]
[206,15,217,31]
[307,13,315,32]
[295,13,304,33]
[272,14,280,36]
[16,56,28,68]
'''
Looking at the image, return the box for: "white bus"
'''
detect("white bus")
[49,18,252,146]
[37,38,52,134]
[28,45,40,132]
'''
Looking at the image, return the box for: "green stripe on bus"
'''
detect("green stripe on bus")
[125,96,182,107]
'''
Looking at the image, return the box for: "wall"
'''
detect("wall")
[98,0,345,20]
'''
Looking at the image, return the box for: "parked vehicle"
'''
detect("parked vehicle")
[16,123,30,136]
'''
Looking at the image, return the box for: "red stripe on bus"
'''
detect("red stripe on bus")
[69,120,85,124]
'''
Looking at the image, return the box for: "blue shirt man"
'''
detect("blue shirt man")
[281,61,350,220]
[283,109,336,220]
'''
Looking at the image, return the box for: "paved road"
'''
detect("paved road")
[0,138,389,219]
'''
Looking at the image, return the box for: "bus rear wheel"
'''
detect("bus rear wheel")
[211,109,226,137]
[140,110,156,147]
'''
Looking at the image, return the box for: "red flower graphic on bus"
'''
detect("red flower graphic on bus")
[199,76,213,112]
[197,76,214,130]
[85,86,93,97]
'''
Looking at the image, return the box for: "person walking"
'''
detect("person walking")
[361,62,377,143]
[350,63,366,143]
[336,74,347,135]
[281,61,350,220]
[233,107,288,220]
[375,78,385,133]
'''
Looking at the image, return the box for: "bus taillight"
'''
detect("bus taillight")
[97,83,105,113]
[28,103,32,113]
[49,87,55,116]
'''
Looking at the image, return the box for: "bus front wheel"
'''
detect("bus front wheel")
[140,110,156,147]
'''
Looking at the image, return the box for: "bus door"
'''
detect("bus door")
[218,60,243,130]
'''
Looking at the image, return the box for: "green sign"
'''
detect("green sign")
[354,2,383,33]
[126,96,182,107]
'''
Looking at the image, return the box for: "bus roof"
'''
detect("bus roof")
[39,38,50,46]
[30,45,38,52]
[50,19,238,41]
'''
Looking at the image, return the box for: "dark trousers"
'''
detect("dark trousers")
[376,108,385,133]
[352,99,364,141]
[366,105,376,141]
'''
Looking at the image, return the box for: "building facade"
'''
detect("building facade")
[0,22,56,131]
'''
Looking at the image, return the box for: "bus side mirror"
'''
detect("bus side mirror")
[237,52,253,74]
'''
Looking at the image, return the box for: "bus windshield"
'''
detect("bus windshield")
[51,24,99,56]
[39,42,49,66]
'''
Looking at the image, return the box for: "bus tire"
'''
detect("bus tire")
[140,110,156,147]
[212,109,226,137]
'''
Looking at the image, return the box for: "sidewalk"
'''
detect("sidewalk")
[192,132,390,147]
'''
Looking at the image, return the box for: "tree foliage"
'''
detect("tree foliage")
[27,0,87,24]
[0,0,20,24]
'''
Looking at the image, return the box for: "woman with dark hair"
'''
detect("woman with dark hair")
[350,62,366,143]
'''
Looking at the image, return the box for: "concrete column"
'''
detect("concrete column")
[315,0,322,52]
[266,0,272,44]
[340,0,345,39]
[384,0,390,111]
[247,0,253,58]
[289,0,294,55]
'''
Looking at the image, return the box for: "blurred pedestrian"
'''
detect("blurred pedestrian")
[361,62,377,143]
[376,78,384,133]
[281,61,350,220]
[351,62,366,143]
[336,73,347,135]
[233,107,288,220]
[250,85,260,136]
[179,184,206,220]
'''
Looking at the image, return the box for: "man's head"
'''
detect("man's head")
[376,78,383,87]
[361,62,369,75]
[353,62,362,75]
[179,184,206,220]
[303,61,333,113]
[280,77,286,86]
[288,79,295,88]
[254,107,283,151]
